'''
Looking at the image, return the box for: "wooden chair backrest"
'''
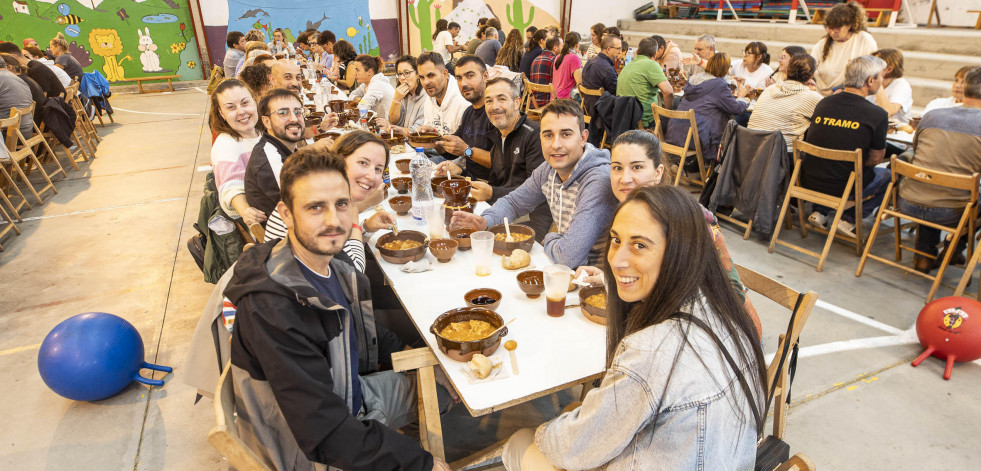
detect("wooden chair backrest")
[576,84,603,117]
[522,76,554,111]
[734,264,817,439]
[651,103,703,155]
[1,111,22,153]
[792,140,862,165]
[209,362,273,471]
[891,156,980,198]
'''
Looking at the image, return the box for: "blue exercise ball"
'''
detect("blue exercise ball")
[38,312,172,401]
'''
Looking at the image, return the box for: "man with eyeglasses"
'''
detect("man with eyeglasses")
[682,34,715,77]
[580,34,621,116]
[244,89,331,232]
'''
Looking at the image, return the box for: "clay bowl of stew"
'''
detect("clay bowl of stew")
[429,307,506,362]
[578,283,608,325]
[408,131,441,150]
[465,288,501,311]
[375,230,428,264]
[388,195,412,215]
[381,135,406,149]
[395,158,411,174]
[488,223,535,255]
[516,270,545,298]
[327,99,347,113]
[450,228,475,251]
[429,238,459,263]
[391,177,412,194]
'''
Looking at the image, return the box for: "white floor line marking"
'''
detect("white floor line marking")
[816,299,905,335]
[3,197,184,223]
[197,165,212,172]
[112,106,199,117]
[193,87,207,93]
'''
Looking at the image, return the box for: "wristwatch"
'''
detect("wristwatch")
[463,146,473,158]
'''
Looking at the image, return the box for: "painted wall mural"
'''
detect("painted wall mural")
[0,0,203,82]
[405,0,561,56]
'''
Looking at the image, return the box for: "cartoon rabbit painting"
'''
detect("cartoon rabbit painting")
[138,27,162,72]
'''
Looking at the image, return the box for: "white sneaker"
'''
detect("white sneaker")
[836,220,856,238]
[808,211,827,229]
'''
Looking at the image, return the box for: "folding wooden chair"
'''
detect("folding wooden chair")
[856,157,978,302]
[65,81,100,154]
[11,104,67,179]
[576,84,608,147]
[209,363,273,471]
[0,142,31,216]
[769,140,866,271]
[651,103,708,187]
[42,85,92,166]
[2,111,58,204]
[0,192,21,251]
[521,74,553,122]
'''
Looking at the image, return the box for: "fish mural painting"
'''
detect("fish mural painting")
[0,0,202,82]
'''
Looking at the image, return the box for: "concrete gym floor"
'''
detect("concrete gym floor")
[1,89,978,470]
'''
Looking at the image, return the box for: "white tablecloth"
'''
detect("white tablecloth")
[361,156,607,415]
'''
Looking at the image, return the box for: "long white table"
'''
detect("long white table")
[363,154,607,418]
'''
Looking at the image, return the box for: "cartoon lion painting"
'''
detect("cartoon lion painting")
[88,28,132,82]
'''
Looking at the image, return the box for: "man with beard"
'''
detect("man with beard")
[244,89,330,237]
[417,52,469,136]
[269,59,337,138]
[432,55,494,179]
[227,149,453,471]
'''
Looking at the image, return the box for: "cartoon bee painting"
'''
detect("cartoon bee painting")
[57,14,84,26]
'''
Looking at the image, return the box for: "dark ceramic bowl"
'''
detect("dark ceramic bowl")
[443,201,475,227]
[429,307,506,362]
[327,99,346,113]
[429,238,458,263]
[305,92,316,100]
[388,195,412,215]
[382,135,406,148]
[450,228,474,251]
[375,230,428,264]
[578,284,608,325]
[517,270,544,298]
[465,288,501,311]
[391,177,412,194]
[489,223,535,256]
[395,159,411,174]
[408,132,441,150]
[313,132,341,142]
[440,178,471,206]
[430,175,449,198]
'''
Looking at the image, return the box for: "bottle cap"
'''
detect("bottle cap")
[415,147,424,153]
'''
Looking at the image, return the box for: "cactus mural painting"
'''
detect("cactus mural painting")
[408,0,443,52]
[507,0,535,32]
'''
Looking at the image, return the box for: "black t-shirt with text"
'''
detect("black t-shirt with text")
[800,92,887,196]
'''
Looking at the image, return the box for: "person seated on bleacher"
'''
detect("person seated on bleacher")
[529,36,561,107]
[898,67,981,274]
[681,34,716,77]
[501,184,765,471]
[208,79,266,227]
[730,41,773,90]
[449,99,617,268]
[0,56,35,137]
[617,37,673,129]
[377,55,426,135]
[651,34,683,73]
[924,66,974,114]
[870,49,913,125]
[801,55,890,238]
[226,150,454,471]
[748,53,824,152]
[766,46,808,87]
[666,53,750,172]
[811,1,877,96]
[580,34,621,115]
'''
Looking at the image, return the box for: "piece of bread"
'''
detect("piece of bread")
[469,354,493,379]
[502,249,531,270]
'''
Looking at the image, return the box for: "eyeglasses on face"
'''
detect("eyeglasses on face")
[271,107,305,118]
[397,71,415,78]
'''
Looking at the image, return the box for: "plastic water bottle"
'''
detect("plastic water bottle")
[409,147,433,227]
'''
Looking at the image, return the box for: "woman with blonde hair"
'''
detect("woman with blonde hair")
[496,28,525,72]
[49,32,83,81]
[810,1,877,95]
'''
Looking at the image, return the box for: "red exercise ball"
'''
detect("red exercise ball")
[912,296,981,380]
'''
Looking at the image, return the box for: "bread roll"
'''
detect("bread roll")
[469,354,493,379]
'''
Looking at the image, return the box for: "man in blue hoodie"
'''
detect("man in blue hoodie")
[449,99,618,268]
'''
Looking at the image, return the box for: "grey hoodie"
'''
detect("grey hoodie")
[480,143,617,268]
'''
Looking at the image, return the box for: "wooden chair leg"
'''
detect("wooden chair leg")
[0,189,23,222]
[818,206,846,272]
[416,365,445,460]
[0,165,31,212]
[769,189,796,254]
[856,207,886,277]
[7,157,45,204]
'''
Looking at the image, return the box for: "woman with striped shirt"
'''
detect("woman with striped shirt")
[264,131,394,272]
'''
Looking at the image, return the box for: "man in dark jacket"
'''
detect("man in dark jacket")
[433,55,494,180]
[580,34,621,116]
[0,43,65,98]
[228,149,453,471]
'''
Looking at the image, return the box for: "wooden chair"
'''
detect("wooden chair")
[0,191,21,251]
[735,265,817,442]
[651,103,708,187]
[66,81,100,153]
[576,84,608,148]
[11,104,67,180]
[769,140,866,271]
[0,142,31,216]
[954,233,981,299]
[391,348,446,461]
[2,111,58,204]
[856,157,978,302]
[775,453,817,471]
[521,75,554,122]
[209,363,273,471]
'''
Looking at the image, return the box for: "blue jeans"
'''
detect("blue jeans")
[815,166,891,224]
[897,197,971,254]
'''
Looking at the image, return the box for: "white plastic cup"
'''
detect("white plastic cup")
[543,264,573,317]
[471,231,494,277]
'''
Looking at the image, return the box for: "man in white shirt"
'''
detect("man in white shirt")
[417,52,468,136]
[433,21,464,65]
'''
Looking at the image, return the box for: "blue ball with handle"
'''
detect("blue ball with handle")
[38,312,172,401]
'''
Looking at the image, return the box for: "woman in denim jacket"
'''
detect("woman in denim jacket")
[503,185,767,471]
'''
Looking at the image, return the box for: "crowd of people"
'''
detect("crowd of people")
[183,2,981,470]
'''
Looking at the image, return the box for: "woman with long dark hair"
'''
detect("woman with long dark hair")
[766,45,807,86]
[810,1,877,95]
[502,184,766,470]
[551,32,582,99]
[496,28,525,72]
[208,79,266,226]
